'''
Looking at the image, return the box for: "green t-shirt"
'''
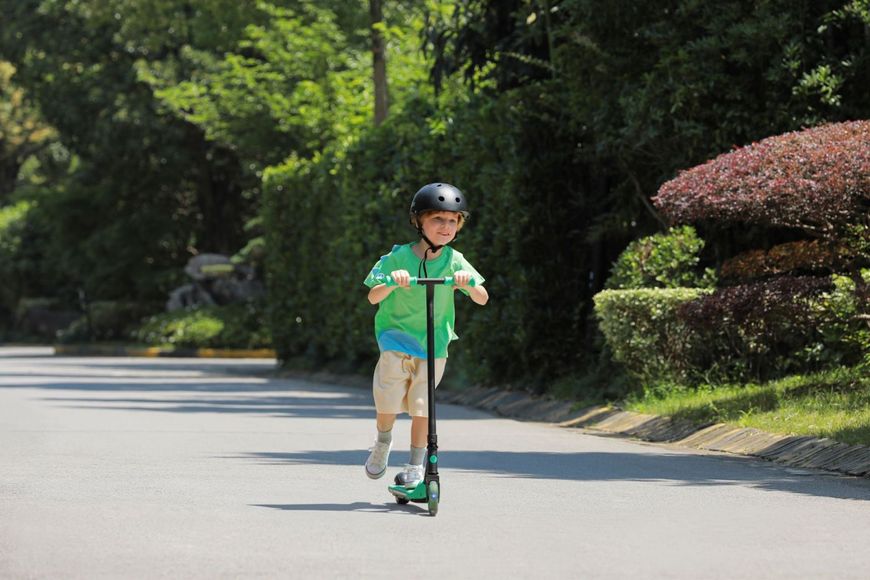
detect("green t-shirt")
[364,243,485,358]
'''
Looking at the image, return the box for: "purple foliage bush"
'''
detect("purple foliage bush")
[678,276,835,379]
[719,239,842,280]
[653,121,870,240]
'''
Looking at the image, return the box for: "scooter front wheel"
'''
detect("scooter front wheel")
[427,481,439,516]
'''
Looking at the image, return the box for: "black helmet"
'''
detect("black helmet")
[409,182,469,219]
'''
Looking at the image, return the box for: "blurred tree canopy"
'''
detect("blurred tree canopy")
[0,61,57,200]
[1,0,868,389]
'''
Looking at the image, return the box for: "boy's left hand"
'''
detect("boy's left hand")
[453,270,472,288]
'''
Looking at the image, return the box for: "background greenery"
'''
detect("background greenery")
[1,1,868,404]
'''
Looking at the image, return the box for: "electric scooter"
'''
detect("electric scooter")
[379,275,475,517]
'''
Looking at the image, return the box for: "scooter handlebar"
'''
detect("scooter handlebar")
[379,275,476,287]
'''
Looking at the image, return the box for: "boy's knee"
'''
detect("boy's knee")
[409,398,427,416]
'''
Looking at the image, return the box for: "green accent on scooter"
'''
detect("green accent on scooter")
[388,481,428,501]
[429,455,437,464]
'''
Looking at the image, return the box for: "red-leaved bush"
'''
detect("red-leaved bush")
[720,239,844,280]
[653,121,870,239]
[677,276,834,379]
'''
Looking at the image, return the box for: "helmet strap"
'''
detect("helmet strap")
[417,228,444,278]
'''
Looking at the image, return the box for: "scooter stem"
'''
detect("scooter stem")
[424,282,439,482]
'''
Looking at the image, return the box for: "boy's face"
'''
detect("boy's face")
[420,211,461,245]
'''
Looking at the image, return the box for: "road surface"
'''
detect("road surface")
[1,347,869,579]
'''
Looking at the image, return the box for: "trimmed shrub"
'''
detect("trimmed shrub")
[594,288,711,383]
[649,122,869,382]
[811,269,870,367]
[133,303,271,349]
[720,239,843,280]
[652,120,870,241]
[678,276,834,380]
[606,225,716,290]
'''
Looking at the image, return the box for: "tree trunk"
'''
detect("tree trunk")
[369,0,388,126]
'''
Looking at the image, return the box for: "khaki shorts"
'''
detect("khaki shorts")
[372,351,446,417]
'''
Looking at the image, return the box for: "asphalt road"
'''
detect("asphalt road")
[2,347,870,579]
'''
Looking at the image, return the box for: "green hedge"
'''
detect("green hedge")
[593,288,711,384]
[594,273,869,385]
[809,270,870,368]
[262,91,601,386]
[263,96,487,373]
[605,226,717,290]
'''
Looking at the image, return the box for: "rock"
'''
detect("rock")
[166,254,264,311]
[184,254,233,281]
[166,284,216,311]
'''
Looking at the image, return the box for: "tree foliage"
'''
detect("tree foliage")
[0,61,57,199]
[0,0,265,303]
[146,2,372,167]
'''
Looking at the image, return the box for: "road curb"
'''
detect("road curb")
[439,387,870,479]
[52,344,277,359]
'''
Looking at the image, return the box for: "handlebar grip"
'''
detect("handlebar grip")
[380,275,476,287]
[444,277,477,287]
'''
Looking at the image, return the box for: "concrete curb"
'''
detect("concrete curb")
[438,387,870,479]
[52,344,277,359]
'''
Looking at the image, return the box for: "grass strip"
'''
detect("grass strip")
[623,366,870,447]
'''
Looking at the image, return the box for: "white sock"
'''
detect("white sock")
[377,429,392,445]
[409,445,425,465]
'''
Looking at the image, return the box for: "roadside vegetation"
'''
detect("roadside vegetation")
[625,367,870,447]
[595,126,869,445]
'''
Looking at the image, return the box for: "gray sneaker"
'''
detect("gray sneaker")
[365,440,392,479]
[395,463,424,488]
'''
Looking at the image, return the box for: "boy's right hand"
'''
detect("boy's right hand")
[390,269,411,288]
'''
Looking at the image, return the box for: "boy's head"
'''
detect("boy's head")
[409,182,469,233]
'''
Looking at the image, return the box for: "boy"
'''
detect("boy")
[363,182,488,487]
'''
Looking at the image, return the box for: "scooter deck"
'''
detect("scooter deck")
[388,481,428,502]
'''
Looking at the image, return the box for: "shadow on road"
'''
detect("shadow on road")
[2,378,493,421]
[231,449,870,503]
[251,501,428,516]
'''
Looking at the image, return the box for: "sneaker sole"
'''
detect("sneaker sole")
[365,465,387,479]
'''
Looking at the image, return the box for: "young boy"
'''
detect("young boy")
[363,182,488,487]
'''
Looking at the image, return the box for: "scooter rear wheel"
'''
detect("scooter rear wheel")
[395,496,409,505]
[427,481,439,516]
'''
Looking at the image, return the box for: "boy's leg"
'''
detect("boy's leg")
[366,413,395,479]
[397,357,446,487]
[410,415,427,448]
[397,421,427,488]
[404,357,446,419]
[377,413,397,433]
[367,352,409,480]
